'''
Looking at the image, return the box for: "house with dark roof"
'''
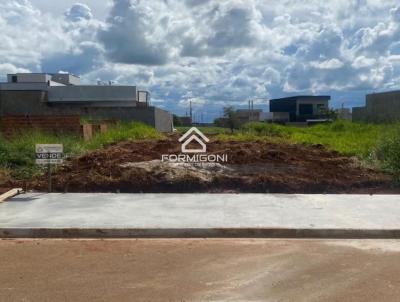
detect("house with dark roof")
[269,95,331,122]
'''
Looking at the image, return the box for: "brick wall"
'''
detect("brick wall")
[0,115,81,136]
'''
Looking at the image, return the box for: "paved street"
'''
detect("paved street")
[0,239,399,302]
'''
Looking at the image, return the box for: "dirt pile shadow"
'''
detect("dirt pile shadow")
[23,136,398,193]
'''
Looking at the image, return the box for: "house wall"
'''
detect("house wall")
[270,99,297,121]
[83,106,155,124]
[7,73,51,83]
[0,90,173,132]
[296,99,328,115]
[48,86,137,103]
[366,92,400,122]
[272,112,290,122]
[154,107,174,132]
[0,90,51,116]
[0,115,81,136]
[353,91,400,123]
[270,98,329,122]
[258,112,272,121]
[235,110,263,126]
[51,74,80,85]
[336,108,352,121]
[352,107,367,122]
[178,116,192,127]
[0,83,50,91]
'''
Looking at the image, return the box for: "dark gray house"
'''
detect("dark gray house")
[353,90,400,123]
[269,95,330,122]
[0,73,173,133]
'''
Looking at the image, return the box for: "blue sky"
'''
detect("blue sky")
[1,0,400,122]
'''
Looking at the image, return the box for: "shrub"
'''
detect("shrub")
[329,120,346,132]
[241,122,289,137]
[0,168,11,185]
[375,128,400,180]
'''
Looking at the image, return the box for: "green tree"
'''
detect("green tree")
[320,107,338,120]
[223,106,239,133]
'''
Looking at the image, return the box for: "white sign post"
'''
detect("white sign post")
[36,144,64,192]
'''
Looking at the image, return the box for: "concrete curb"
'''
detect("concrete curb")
[2,228,400,239]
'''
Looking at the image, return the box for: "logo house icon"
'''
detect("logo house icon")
[179,127,210,153]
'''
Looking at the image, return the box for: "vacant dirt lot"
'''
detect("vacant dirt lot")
[25,136,397,193]
[0,239,399,302]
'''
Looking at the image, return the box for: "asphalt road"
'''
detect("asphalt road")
[0,239,399,302]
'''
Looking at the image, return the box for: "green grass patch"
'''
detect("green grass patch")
[175,126,236,135]
[216,122,288,143]
[217,120,389,158]
[86,122,163,150]
[0,122,163,179]
[241,122,290,138]
[217,132,287,144]
[218,121,400,182]
[0,131,84,179]
[215,120,400,179]
[374,126,400,181]
[287,121,386,157]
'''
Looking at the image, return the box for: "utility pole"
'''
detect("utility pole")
[189,100,193,122]
[252,100,254,121]
[248,100,251,122]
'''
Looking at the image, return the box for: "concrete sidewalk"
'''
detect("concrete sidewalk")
[1,193,400,238]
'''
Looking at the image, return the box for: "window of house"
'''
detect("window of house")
[299,104,313,115]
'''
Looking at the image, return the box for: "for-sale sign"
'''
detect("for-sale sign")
[36,144,64,165]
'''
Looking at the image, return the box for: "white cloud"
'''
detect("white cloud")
[0,0,103,75]
[64,3,93,22]
[311,59,344,70]
[352,56,376,69]
[98,0,170,65]
[0,63,30,81]
[2,0,400,118]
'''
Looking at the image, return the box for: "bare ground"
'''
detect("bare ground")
[0,239,399,302]
[22,136,398,193]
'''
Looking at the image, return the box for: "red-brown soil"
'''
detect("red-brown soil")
[22,136,398,193]
[1,239,400,302]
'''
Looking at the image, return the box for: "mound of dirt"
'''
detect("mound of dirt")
[24,136,397,193]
